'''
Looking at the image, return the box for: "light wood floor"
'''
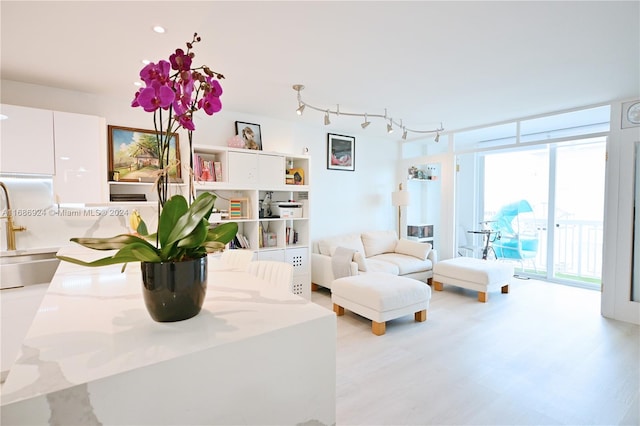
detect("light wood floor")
[311,278,640,425]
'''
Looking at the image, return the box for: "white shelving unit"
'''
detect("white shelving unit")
[193,145,311,299]
[108,181,188,205]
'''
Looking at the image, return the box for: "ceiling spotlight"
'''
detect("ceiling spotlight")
[296,103,305,116]
[361,113,371,129]
[324,111,331,125]
[152,25,166,34]
[402,128,408,140]
[387,119,394,134]
[434,132,440,143]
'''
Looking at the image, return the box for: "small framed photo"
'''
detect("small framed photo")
[327,133,355,171]
[107,125,181,182]
[235,121,262,150]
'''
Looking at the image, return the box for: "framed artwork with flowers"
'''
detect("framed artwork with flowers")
[107,125,181,182]
[327,133,355,171]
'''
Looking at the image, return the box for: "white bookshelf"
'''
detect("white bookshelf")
[193,145,311,299]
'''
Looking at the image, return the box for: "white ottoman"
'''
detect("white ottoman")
[432,257,513,302]
[331,272,431,336]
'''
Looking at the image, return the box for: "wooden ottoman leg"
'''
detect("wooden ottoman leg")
[414,310,427,322]
[502,285,509,294]
[372,321,386,336]
[333,303,345,316]
[433,281,443,291]
[478,292,488,303]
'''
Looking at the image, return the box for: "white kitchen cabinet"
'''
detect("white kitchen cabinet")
[0,104,54,175]
[53,111,107,204]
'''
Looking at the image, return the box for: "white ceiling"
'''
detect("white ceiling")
[1,1,639,135]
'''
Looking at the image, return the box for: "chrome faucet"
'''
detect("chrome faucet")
[0,181,26,251]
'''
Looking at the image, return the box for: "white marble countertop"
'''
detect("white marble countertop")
[0,246,60,258]
[1,246,333,407]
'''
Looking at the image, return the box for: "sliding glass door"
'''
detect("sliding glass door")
[552,141,606,287]
[482,147,549,279]
[481,138,606,288]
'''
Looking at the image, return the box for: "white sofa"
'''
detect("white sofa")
[311,230,438,290]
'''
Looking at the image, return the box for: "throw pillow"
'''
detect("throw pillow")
[353,251,368,272]
[394,239,432,260]
[318,233,365,256]
[361,230,398,257]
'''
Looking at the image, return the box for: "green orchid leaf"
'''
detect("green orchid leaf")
[206,222,239,245]
[203,241,226,253]
[121,242,163,263]
[177,219,208,249]
[58,192,238,268]
[56,254,141,267]
[158,195,189,247]
[70,234,156,251]
[163,193,216,249]
[56,242,161,267]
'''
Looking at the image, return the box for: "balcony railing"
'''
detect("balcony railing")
[518,219,603,285]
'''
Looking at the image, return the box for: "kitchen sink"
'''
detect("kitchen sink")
[0,251,60,289]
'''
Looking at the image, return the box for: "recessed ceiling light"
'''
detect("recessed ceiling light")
[153,25,165,34]
[134,82,142,87]
[142,59,150,65]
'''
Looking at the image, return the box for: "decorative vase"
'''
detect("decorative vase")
[140,255,208,322]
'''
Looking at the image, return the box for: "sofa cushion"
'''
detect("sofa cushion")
[361,230,398,257]
[369,253,433,275]
[395,239,432,260]
[318,233,365,257]
[365,257,400,275]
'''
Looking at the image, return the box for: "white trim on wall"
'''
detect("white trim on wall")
[601,100,640,325]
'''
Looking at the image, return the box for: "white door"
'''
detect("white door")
[601,101,640,324]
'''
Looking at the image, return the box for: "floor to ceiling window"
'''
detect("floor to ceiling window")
[454,105,610,290]
[481,138,606,289]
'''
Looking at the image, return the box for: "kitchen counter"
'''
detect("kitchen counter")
[1,247,336,425]
[0,246,61,258]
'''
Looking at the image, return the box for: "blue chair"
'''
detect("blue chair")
[491,200,539,270]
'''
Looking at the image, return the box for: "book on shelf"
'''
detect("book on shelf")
[194,154,216,182]
[110,194,147,202]
[285,227,298,244]
[213,161,222,182]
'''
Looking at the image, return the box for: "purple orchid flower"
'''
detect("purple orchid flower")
[136,81,175,112]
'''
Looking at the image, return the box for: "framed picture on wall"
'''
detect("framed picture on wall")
[327,133,355,171]
[107,125,181,182]
[235,121,262,150]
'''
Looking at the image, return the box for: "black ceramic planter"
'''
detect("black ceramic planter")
[141,256,207,322]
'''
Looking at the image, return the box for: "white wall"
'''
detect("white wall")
[601,99,640,324]
[1,80,398,251]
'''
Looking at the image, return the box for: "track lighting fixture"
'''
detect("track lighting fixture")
[361,113,370,129]
[292,84,444,140]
